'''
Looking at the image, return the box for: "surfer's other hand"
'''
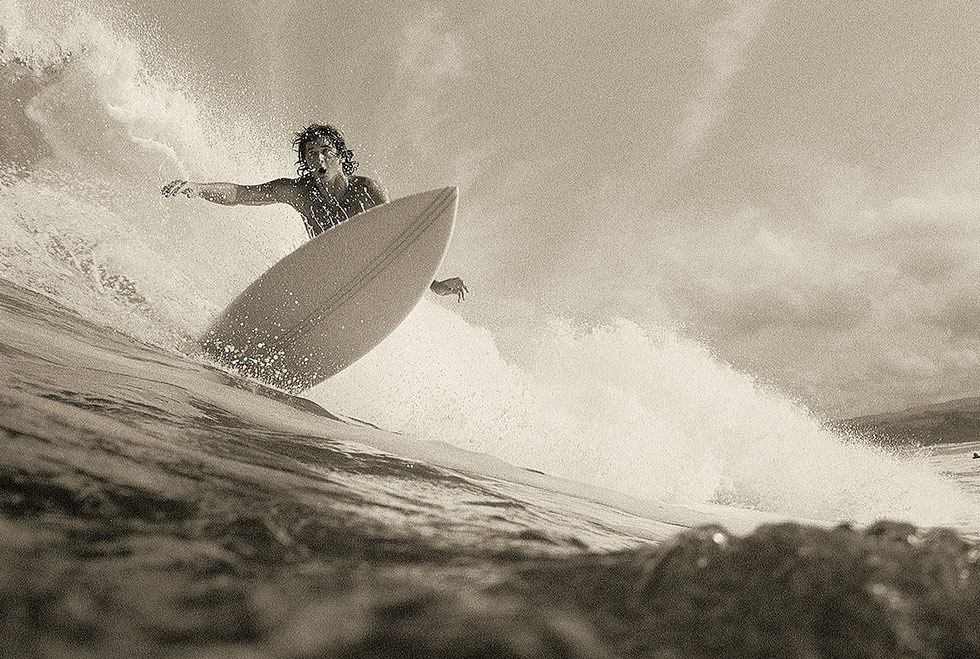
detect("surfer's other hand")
[161,180,197,198]
[430,277,469,302]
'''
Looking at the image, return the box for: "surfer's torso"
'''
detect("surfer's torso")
[289,175,387,238]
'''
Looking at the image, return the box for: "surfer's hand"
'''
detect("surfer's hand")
[161,180,199,198]
[430,277,469,302]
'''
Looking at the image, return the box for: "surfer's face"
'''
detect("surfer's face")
[303,136,342,179]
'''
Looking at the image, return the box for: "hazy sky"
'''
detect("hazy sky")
[106,0,980,417]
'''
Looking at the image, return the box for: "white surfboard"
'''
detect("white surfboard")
[199,186,458,393]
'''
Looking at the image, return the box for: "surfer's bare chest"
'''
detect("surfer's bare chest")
[289,178,378,237]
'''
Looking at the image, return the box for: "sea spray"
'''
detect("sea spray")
[315,302,979,529]
[0,0,303,343]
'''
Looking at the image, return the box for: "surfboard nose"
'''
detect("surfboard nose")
[441,186,459,216]
[439,185,458,203]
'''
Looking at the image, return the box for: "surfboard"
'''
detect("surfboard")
[199,186,458,393]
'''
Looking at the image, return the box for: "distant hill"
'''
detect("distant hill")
[829,396,980,446]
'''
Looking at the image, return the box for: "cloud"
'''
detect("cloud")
[677,0,774,161]
[671,180,980,415]
[381,7,470,152]
[370,6,490,202]
[531,139,980,416]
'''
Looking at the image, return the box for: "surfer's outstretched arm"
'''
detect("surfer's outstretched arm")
[161,179,296,206]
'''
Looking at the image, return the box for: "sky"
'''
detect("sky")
[16,0,980,418]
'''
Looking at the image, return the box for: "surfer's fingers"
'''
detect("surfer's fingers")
[162,180,185,196]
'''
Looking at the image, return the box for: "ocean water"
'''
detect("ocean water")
[4,2,980,656]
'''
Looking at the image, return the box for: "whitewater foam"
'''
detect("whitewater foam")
[315,304,979,528]
[1,0,303,343]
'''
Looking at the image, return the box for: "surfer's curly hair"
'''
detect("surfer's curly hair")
[293,123,359,176]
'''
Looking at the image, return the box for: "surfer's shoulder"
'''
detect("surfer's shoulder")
[265,176,306,201]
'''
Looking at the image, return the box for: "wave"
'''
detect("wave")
[317,304,979,528]
[1,0,976,530]
[0,0,301,344]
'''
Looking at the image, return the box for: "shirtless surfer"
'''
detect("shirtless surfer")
[162,123,468,301]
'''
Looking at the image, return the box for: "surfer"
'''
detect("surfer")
[162,123,468,301]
